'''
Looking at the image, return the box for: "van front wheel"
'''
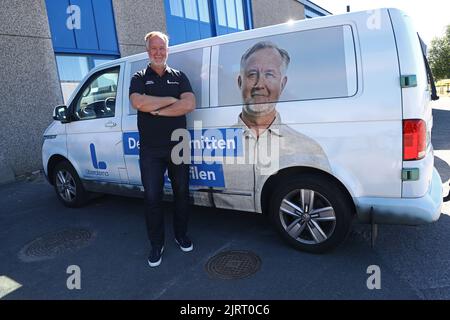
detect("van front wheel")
[53,161,89,208]
[269,174,353,253]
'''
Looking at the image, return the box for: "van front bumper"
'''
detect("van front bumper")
[355,167,443,225]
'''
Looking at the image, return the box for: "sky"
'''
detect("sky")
[311,0,449,45]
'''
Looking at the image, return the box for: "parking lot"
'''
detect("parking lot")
[1,98,449,300]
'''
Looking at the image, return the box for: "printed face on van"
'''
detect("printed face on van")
[238,47,288,117]
[147,35,168,67]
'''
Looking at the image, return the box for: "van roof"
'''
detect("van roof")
[94,7,403,70]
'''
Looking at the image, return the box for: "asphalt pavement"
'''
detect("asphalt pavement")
[0,97,449,300]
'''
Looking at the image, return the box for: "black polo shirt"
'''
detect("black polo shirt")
[129,64,193,148]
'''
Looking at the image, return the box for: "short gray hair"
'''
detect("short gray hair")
[145,31,169,49]
[240,41,290,74]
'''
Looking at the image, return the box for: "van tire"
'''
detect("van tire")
[53,161,89,208]
[269,174,353,253]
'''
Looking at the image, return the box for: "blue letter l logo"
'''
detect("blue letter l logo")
[90,143,107,170]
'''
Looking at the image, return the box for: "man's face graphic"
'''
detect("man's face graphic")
[238,47,287,117]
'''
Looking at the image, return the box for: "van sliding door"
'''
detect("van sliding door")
[185,44,256,212]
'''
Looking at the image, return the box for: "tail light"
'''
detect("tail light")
[403,119,426,161]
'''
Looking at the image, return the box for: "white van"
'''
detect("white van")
[43,8,443,253]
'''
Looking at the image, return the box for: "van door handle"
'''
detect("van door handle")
[105,121,117,128]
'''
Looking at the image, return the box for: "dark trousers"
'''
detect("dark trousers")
[139,145,190,247]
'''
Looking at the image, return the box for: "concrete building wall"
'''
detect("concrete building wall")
[251,0,305,28]
[0,0,308,183]
[0,0,62,182]
[112,0,167,57]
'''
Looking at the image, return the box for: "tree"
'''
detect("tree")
[428,25,450,81]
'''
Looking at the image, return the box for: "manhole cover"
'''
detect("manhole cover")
[206,250,261,279]
[18,228,93,262]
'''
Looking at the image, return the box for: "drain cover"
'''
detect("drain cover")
[206,250,261,279]
[19,228,93,262]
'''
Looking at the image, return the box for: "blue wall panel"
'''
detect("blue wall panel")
[70,0,99,50]
[184,20,202,42]
[92,0,119,53]
[45,0,76,50]
[45,0,119,55]
[166,16,187,45]
[199,22,212,38]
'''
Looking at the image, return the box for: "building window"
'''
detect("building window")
[198,0,210,22]
[215,0,227,26]
[235,0,245,30]
[184,0,199,20]
[300,1,331,19]
[225,0,237,28]
[214,0,246,34]
[304,7,322,18]
[56,54,117,103]
[164,0,252,45]
[56,56,89,83]
[169,0,184,17]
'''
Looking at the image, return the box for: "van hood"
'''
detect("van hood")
[43,121,66,136]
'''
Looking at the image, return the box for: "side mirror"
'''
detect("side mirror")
[53,105,70,123]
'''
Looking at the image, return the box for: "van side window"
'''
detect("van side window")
[72,67,119,121]
[128,47,208,114]
[168,48,206,108]
[214,25,357,107]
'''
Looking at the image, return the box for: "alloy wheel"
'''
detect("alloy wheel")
[55,169,77,202]
[279,189,336,244]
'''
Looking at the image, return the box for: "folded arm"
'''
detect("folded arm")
[152,92,196,117]
[129,93,178,112]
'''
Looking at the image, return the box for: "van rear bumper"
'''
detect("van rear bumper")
[355,167,443,225]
